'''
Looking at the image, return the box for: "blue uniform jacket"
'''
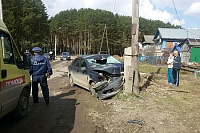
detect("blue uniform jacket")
[30,54,53,76]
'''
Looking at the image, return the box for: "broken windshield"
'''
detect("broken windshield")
[87,56,122,68]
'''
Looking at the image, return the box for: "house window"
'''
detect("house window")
[156,44,162,50]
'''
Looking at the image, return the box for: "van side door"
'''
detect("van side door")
[0,32,25,114]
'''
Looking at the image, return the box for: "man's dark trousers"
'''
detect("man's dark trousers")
[32,75,49,102]
[172,69,180,86]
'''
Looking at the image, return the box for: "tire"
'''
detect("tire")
[69,75,75,87]
[14,89,29,118]
[89,82,98,97]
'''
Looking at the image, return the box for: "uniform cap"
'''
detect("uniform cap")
[32,47,42,52]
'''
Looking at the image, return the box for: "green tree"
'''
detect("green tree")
[2,0,49,52]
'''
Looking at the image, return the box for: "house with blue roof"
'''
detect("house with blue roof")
[153,28,200,57]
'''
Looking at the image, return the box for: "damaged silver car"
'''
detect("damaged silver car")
[68,54,124,99]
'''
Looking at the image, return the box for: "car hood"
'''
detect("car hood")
[92,63,124,75]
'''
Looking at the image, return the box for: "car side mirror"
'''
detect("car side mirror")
[23,54,31,70]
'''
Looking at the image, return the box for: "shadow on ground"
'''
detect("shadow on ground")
[0,90,77,133]
[140,67,161,91]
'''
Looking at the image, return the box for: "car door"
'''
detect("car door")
[77,59,89,89]
[70,58,80,84]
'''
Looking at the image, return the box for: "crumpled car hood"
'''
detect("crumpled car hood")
[92,63,124,75]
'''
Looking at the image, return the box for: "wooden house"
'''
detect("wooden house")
[153,28,200,57]
[141,35,154,56]
[180,38,200,64]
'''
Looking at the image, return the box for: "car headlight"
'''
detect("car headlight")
[99,73,104,79]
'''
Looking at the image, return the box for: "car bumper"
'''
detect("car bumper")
[61,57,71,60]
[93,76,124,100]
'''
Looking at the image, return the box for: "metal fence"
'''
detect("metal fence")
[139,56,168,65]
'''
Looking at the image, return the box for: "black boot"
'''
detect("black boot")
[34,99,38,103]
[46,100,49,105]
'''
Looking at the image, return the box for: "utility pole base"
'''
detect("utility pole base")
[124,47,134,93]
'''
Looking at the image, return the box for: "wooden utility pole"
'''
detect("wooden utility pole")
[0,0,3,21]
[131,0,139,94]
[99,25,109,54]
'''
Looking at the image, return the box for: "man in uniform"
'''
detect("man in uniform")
[30,47,53,105]
[49,51,53,60]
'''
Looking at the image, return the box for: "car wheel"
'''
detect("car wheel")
[69,75,75,87]
[14,89,29,118]
[89,82,98,97]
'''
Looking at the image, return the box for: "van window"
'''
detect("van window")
[0,32,22,68]
[12,39,23,69]
[0,33,14,64]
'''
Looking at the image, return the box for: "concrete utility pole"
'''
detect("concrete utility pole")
[0,0,3,21]
[131,0,140,94]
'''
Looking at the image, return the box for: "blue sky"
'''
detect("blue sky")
[42,0,200,29]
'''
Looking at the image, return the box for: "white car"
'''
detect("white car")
[60,52,71,60]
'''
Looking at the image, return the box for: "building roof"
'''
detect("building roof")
[154,28,200,40]
[181,38,200,46]
[143,35,154,44]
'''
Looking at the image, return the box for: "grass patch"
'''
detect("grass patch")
[115,91,139,100]
[165,96,180,103]
[139,63,167,74]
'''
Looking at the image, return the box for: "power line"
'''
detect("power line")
[116,0,122,14]
[172,0,182,27]
[112,0,117,14]
[106,0,110,12]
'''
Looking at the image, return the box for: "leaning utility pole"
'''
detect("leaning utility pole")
[131,0,139,95]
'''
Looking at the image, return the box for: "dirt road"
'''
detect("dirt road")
[0,59,100,133]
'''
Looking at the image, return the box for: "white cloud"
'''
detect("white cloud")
[184,2,200,17]
[151,0,200,11]
[43,0,85,17]
[139,0,184,26]
[42,0,186,26]
[42,0,132,17]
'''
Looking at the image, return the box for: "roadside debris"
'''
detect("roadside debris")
[159,88,191,93]
[128,119,143,125]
